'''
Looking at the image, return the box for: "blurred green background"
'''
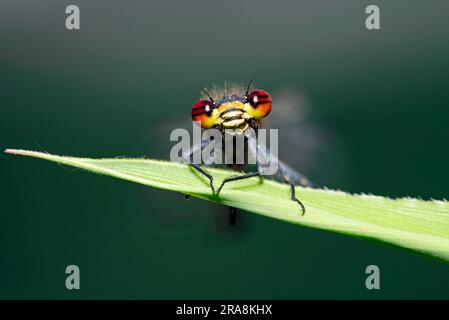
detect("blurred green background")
[1,0,449,299]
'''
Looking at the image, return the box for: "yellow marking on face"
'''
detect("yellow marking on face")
[221,110,243,119]
[225,123,249,135]
[217,101,252,131]
[217,101,245,113]
[222,118,245,128]
[198,109,220,128]
[243,102,255,118]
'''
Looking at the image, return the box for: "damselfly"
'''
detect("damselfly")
[183,81,313,225]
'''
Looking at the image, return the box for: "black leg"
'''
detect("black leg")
[190,164,215,194]
[229,207,238,226]
[216,172,261,196]
[290,184,305,216]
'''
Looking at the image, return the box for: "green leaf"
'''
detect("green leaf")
[5,149,449,263]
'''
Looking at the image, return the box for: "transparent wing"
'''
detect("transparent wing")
[182,138,218,166]
[277,159,313,187]
[262,87,347,187]
[245,130,312,186]
[245,130,272,174]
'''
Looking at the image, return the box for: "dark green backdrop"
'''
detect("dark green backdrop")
[1,0,448,299]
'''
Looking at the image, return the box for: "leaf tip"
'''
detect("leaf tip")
[4,148,19,154]
[4,149,38,157]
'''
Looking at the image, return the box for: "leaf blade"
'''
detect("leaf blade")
[5,149,449,262]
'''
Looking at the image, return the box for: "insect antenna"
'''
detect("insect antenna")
[244,76,255,99]
[201,87,216,107]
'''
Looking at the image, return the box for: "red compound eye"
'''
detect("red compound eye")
[246,89,272,119]
[191,98,218,128]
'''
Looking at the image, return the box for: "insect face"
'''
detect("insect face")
[191,87,273,134]
[217,101,248,132]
